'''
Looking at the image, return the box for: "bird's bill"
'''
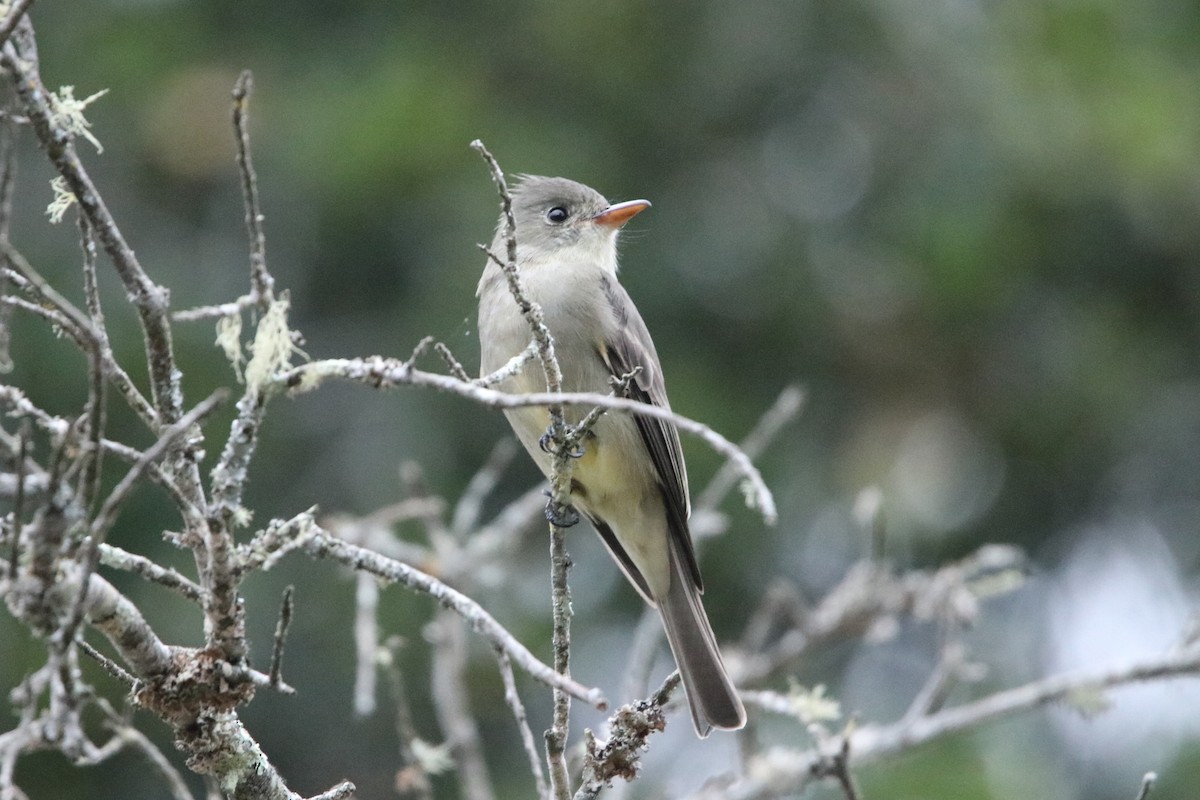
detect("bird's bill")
[591,199,651,228]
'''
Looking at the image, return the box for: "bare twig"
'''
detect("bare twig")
[279,357,777,524]
[307,782,357,800]
[231,70,274,309]
[899,640,973,725]
[461,484,545,575]
[1,247,156,425]
[695,383,804,515]
[476,341,537,388]
[268,585,294,689]
[469,141,567,456]
[498,652,548,800]
[101,715,197,800]
[450,438,517,538]
[90,389,228,543]
[736,545,1026,685]
[272,513,607,707]
[77,640,136,690]
[435,340,472,383]
[352,572,381,717]
[620,609,667,704]
[4,565,174,679]
[2,34,187,433]
[0,0,36,49]
[56,389,225,657]
[381,637,434,800]
[545,523,573,800]
[76,217,107,517]
[823,737,861,800]
[6,418,29,579]
[1135,772,1157,800]
[97,543,204,603]
[696,649,1200,799]
[854,649,1200,760]
[429,611,495,800]
[0,385,203,527]
[0,97,13,374]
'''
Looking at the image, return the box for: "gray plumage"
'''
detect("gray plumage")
[476,175,745,737]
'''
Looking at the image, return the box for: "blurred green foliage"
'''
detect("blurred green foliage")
[4,0,1200,797]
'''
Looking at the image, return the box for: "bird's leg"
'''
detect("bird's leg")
[543,489,581,528]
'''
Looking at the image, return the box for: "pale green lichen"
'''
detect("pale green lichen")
[215,312,245,382]
[49,85,109,153]
[411,738,454,775]
[46,176,76,224]
[244,295,306,394]
[785,680,842,724]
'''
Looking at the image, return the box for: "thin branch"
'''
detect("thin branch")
[58,389,226,654]
[0,75,16,373]
[435,340,471,383]
[89,389,227,543]
[7,565,175,679]
[450,439,517,538]
[97,543,204,603]
[0,0,35,49]
[231,70,274,307]
[899,640,971,725]
[0,384,204,528]
[429,610,495,800]
[6,418,29,579]
[544,523,572,800]
[620,608,666,704]
[2,34,187,432]
[562,365,641,455]
[476,340,537,388]
[695,383,804,514]
[352,572,380,717]
[0,239,100,343]
[0,181,156,429]
[470,140,566,440]
[103,717,197,800]
[172,296,255,323]
[76,217,107,516]
[462,484,545,571]
[279,357,777,524]
[307,782,357,800]
[1135,772,1157,800]
[735,545,1027,685]
[383,637,434,800]
[268,512,607,707]
[498,651,548,800]
[77,640,136,690]
[268,585,294,689]
[698,649,1200,799]
[853,648,1200,761]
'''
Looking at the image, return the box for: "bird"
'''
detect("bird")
[476,175,746,737]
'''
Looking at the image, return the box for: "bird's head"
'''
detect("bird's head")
[501,175,650,271]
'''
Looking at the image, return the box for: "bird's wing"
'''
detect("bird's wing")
[596,277,703,591]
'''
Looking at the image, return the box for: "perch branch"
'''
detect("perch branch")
[278,357,777,524]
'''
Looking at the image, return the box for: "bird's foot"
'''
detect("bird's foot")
[538,427,586,459]
[543,491,581,528]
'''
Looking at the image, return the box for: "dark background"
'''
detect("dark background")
[3,1,1200,798]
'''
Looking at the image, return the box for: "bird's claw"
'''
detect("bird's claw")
[543,492,580,528]
[539,428,586,459]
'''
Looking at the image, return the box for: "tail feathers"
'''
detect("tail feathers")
[657,542,746,737]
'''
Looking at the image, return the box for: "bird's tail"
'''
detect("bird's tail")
[657,538,746,737]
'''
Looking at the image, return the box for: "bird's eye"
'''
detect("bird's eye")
[546,206,569,224]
